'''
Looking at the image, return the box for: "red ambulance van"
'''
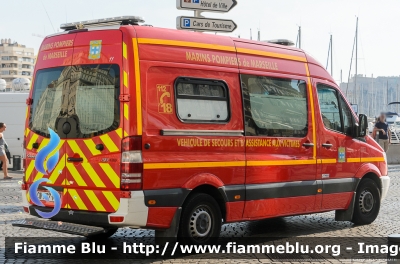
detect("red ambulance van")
[15,16,389,245]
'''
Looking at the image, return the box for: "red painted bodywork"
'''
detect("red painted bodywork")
[27,24,388,229]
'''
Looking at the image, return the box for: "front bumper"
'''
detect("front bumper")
[380,176,390,201]
[22,190,149,228]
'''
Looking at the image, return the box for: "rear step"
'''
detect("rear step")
[12,219,105,237]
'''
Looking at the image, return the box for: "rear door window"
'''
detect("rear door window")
[30,64,120,138]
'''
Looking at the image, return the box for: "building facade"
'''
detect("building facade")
[0,39,35,89]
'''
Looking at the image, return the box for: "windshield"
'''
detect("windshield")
[29,64,120,138]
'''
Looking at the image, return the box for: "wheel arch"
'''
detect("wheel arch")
[354,163,383,194]
[183,184,227,222]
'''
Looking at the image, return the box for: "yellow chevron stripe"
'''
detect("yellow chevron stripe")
[83,139,101,156]
[66,163,87,187]
[82,163,105,188]
[48,154,66,184]
[63,189,69,209]
[123,42,127,59]
[124,130,128,137]
[123,71,128,88]
[37,138,49,151]
[103,192,119,211]
[33,172,45,182]
[99,163,120,188]
[67,141,88,162]
[115,128,123,139]
[99,134,119,152]
[68,189,87,210]
[26,134,38,151]
[25,160,35,181]
[84,190,106,212]
[124,103,129,120]
[25,128,30,137]
[25,106,29,119]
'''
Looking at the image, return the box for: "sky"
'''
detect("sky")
[1,0,399,83]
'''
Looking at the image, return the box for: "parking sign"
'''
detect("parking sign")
[183,18,191,27]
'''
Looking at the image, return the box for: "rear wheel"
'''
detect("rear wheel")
[86,228,118,240]
[352,178,381,225]
[178,193,222,245]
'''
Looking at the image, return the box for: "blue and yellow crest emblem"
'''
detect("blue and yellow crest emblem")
[89,40,102,60]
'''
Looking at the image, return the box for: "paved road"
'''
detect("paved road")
[1,167,400,263]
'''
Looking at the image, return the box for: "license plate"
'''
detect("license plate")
[36,191,55,202]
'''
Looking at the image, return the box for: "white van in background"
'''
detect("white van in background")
[0,93,28,157]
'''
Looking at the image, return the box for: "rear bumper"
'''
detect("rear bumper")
[380,176,390,201]
[22,190,149,228]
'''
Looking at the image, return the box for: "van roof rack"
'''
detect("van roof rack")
[266,39,295,46]
[60,16,145,31]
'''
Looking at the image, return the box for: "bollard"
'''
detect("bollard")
[388,234,400,263]
[12,155,21,171]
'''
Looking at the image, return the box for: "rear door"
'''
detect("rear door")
[60,30,123,213]
[26,34,77,210]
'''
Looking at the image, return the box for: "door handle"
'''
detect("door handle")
[322,143,333,148]
[302,143,314,147]
[67,157,83,162]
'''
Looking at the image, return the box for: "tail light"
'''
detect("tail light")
[121,136,143,191]
[21,158,27,190]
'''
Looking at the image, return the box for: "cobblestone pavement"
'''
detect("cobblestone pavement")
[1,167,400,263]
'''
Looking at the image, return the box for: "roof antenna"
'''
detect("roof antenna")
[41,0,56,32]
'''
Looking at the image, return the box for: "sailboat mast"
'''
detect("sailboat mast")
[355,17,358,106]
[298,26,301,49]
[331,35,333,77]
[371,74,374,117]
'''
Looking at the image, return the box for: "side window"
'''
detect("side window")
[339,96,353,135]
[317,84,343,133]
[241,74,308,137]
[175,77,230,123]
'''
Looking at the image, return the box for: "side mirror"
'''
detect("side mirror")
[357,114,368,137]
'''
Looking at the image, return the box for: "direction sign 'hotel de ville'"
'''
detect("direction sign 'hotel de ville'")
[176,0,237,33]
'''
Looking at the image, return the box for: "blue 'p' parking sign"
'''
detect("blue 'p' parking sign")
[183,18,191,27]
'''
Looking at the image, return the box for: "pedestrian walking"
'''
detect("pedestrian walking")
[373,113,391,152]
[0,123,12,179]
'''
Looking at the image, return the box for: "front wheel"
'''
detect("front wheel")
[352,178,381,225]
[178,193,222,245]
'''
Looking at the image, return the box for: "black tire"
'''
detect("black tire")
[178,193,222,245]
[352,178,381,225]
[86,228,118,240]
